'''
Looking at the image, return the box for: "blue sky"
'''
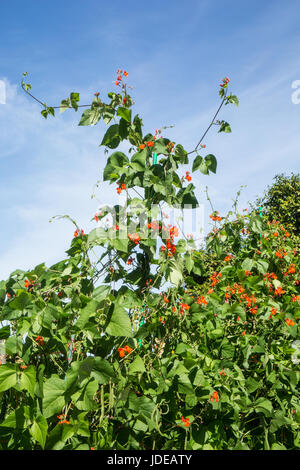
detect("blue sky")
[0,0,300,279]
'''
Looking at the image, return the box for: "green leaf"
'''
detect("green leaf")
[60,98,70,113]
[192,155,203,172]
[0,406,31,429]
[254,398,273,417]
[72,378,98,411]
[75,299,99,330]
[241,258,254,271]
[117,106,131,123]
[100,124,120,149]
[0,325,10,339]
[227,94,239,106]
[184,253,194,273]
[78,108,101,126]
[0,364,18,392]
[9,292,30,310]
[129,355,145,375]
[42,375,66,418]
[255,259,269,274]
[92,285,110,302]
[105,304,133,337]
[110,236,129,253]
[204,154,217,173]
[131,148,147,170]
[20,365,36,398]
[30,415,48,449]
[70,92,80,111]
[5,335,22,355]
[92,357,115,384]
[245,377,260,393]
[110,151,129,169]
[199,159,209,175]
[218,121,232,133]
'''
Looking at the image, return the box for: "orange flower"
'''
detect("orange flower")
[24,279,31,288]
[181,416,190,427]
[274,287,285,296]
[128,233,141,245]
[124,345,133,354]
[242,330,246,336]
[197,296,208,305]
[147,141,154,147]
[123,71,128,77]
[185,171,192,182]
[118,348,125,358]
[288,264,296,274]
[210,390,219,402]
[35,335,44,346]
[164,295,169,303]
[219,370,226,376]
[285,318,295,327]
[245,270,252,277]
[139,144,146,150]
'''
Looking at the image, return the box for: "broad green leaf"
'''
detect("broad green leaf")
[5,335,22,355]
[205,154,217,173]
[78,108,101,126]
[0,406,31,429]
[92,357,115,384]
[43,375,66,418]
[75,299,99,330]
[129,355,145,375]
[100,124,120,148]
[105,304,133,337]
[72,378,98,411]
[254,398,273,417]
[117,106,131,123]
[8,292,30,310]
[110,151,129,169]
[0,364,18,392]
[0,325,10,339]
[20,365,36,398]
[192,155,203,172]
[30,415,48,449]
[131,148,147,170]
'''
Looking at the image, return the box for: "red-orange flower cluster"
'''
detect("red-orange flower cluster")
[118,345,133,358]
[210,390,219,402]
[57,413,70,425]
[74,229,85,237]
[220,77,230,87]
[210,212,222,222]
[181,416,190,427]
[128,233,141,245]
[35,335,44,346]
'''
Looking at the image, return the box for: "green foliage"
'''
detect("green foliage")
[256,173,300,236]
[2,72,298,451]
